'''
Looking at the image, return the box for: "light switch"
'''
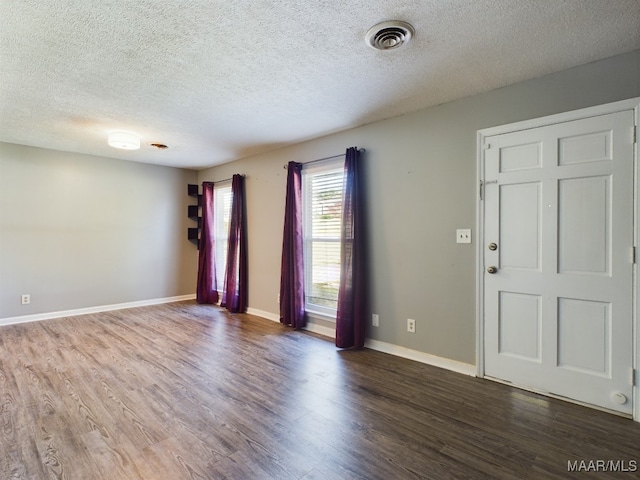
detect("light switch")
[456,229,471,244]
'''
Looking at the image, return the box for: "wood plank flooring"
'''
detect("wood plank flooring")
[1,301,638,479]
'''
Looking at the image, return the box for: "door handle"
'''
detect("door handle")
[487,266,498,274]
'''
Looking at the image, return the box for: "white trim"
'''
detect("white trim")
[0,294,196,327]
[365,339,476,377]
[476,128,486,379]
[304,303,338,320]
[302,160,344,316]
[477,97,640,422]
[303,322,335,339]
[634,101,640,423]
[246,307,279,322]
[479,98,640,137]
[249,308,474,375]
[246,307,337,338]
[6,299,476,379]
[305,308,337,324]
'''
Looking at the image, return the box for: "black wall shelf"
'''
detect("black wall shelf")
[187,205,199,218]
[187,227,199,240]
[187,184,201,248]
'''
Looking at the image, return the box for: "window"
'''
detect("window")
[214,182,232,293]
[302,160,344,317]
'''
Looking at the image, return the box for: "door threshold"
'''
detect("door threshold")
[483,375,633,419]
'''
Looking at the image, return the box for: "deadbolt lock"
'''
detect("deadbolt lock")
[488,242,498,251]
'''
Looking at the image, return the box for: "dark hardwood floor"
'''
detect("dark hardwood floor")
[1,301,638,479]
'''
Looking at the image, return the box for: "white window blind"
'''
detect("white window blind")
[214,183,232,292]
[302,161,344,316]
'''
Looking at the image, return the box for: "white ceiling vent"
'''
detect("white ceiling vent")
[365,21,414,50]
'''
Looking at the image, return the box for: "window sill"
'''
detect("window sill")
[305,309,336,323]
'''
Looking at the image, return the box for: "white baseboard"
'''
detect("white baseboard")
[247,307,337,339]
[246,307,280,322]
[246,308,475,376]
[303,322,336,339]
[0,294,196,327]
[365,339,476,377]
[5,300,476,378]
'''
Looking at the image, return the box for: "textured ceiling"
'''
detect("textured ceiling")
[1,1,639,169]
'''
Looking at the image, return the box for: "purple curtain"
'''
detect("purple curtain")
[221,174,248,313]
[336,147,366,349]
[196,182,219,304]
[279,162,305,329]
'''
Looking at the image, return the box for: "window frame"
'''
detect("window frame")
[213,181,233,297]
[301,159,344,320]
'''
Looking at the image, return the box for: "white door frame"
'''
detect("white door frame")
[476,97,640,422]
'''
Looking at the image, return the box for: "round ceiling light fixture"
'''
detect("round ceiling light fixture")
[108,131,141,150]
[365,20,415,50]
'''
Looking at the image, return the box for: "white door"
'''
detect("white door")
[483,110,635,415]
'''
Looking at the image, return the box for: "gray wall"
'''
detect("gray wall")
[199,50,640,365]
[0,143,198,319]
[1,50,636,361]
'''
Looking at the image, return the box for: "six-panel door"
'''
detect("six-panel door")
[483,111,634,415]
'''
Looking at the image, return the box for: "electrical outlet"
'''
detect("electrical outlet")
[456,229,472,244]
[21,294,30,305]
[372,314,379,327]
[277,293,280,304]
[407,318,416,333]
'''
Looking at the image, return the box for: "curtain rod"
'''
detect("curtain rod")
[212,174,245,184]
[283,148,366,169]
